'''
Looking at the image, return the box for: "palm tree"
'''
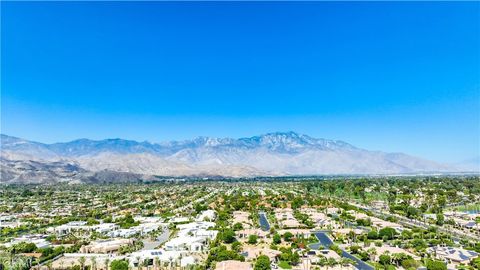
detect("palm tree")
[136,256,142,270]
[45,261,53,270]
[0,254,9,270]
[90,256,97,270]
[142,259,150,270]
[125,258,131,270]
[8,252,15,268]
[366,247,377,261]
[11,256,29,270]
[327,258,337,269]
[104,257,110,270]
[154,257,161,270]
[391,253,406,266]
[78,256,86,270]
[340,258,355,270]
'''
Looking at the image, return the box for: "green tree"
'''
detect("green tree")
[10,242,37,254]
[87,218,100,226]
[248,235,258,244]
[231,241,242,252]
[220,229,236,244]
[426,260,447,270]
[233,223,243,231]
[406,206,419,218]
[291,197,304,209]
[327,258,338,269]
[329,244,342,256]
[283,232,294,242]
[367,230,378,240]
[436,214,445,226]
[350,245,361,254]
[254,255,271,270]
[401,259,419,269]
[378,227,397,240]
[110,259,129,270]
[273,233,282,244]
[379,254,391,266]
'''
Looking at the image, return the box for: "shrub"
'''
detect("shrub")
[367,230,378,239]
[401,259,419,269]
[379,254,391,266]
[283,232,294,242]
[233,222,243,231]
[378,227,397,240]
[254,255,271,270]
[273,233,282,244]
[110,260,129,270]
[220,229,236,244]
[330,244,342,256]
[248,235,258,244]
[231,241,242,252]
[426,260,447,270]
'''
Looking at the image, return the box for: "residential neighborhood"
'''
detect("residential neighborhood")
[1,177,480,269]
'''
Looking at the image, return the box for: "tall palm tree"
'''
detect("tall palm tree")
[391,253,406,266]
[78,256,86,270]
[125,258,131,270]
[136,256,141,270]
[104,258,110,270]
[0,254,9,270]
[90,256,97,270]
[142,259,150,270]
[327,258,337,269]
[318,255,328,269]
[154,257,161,270]
[340,258,355,270]
[45,260,53,270]
[366,247,377,261]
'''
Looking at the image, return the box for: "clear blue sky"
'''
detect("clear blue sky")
[1,2,479,163]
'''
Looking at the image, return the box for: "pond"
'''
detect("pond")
[258,211,271,231]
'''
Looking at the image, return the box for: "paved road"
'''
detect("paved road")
[258,211,271,231]
[141,227,170,250]
[310,231,374,270]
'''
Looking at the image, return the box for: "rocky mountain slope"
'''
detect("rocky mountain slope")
[0,132,462,183]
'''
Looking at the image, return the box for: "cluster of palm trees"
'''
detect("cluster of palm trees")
[314,256,356,270]
[0,251,31,270]
[130,256,199,270]
[73,255,197,270]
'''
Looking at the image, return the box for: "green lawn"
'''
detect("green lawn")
[278,261,292,269]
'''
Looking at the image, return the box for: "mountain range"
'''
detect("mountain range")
[0,132,475,184]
